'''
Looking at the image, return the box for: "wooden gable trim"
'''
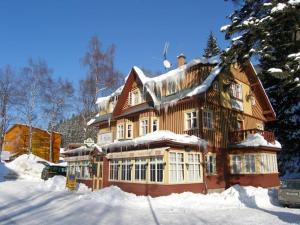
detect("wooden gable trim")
[112,68,154,118]
[244,62,276,121]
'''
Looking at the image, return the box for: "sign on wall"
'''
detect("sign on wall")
[97,132,112,146]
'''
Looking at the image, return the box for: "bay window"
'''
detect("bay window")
[150,157,164,182]
[245,154,256,173]
[188,153,201,182]
[169,152,184,183]
[135,158,147,181]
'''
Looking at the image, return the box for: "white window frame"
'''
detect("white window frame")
[151,117,159,132]
[245,154,256,173]
[232,155,242,174]
[167,81,177,95]
[135,158,147,181]
[169,152,184,183]
[203,110,213,129]
[121,159,132,181]
[126,123,133,139]
[230,83,243,100]
[117,124,124,140]
[150,157,164,183]
[206,153,216,175]
[187,153,201,182]
[109,160,119,180]
[185,110,198,130]
[132,90,140,106]
[140,119,148,136]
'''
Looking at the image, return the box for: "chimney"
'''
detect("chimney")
[177,53,186,67]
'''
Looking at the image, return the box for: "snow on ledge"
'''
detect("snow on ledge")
[237,133,281,149]
[102,130,207,150]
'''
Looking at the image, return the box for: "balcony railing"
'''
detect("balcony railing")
[183,129,202,137]
[229,129,275,145]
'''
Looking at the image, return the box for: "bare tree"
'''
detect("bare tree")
[0,66,16,160]
[17,59,51,154]
[42,77,74,162]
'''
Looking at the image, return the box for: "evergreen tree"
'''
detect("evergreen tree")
[203,32,221,58]
[222,0,300,175]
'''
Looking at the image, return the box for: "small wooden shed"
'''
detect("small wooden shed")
[2,124,61,162]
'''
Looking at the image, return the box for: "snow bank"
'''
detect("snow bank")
[237,133,281,148]
[102,130,207,150]
[43,176,67,191]
[268,68,283,73]
[84,185,277,210]
[5,154,46,180]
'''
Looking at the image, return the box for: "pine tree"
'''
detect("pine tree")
[222,0,300,175]
[203,32,221,58]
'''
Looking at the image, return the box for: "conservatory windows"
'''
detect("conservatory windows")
[260,154,278,173]
[135,158,147,181]
[206,154,216,175]
[140,119,148,136]
[203,110,213,129]
[117,124,124,139]
[188,153,201,182]
[169,152,184,183]
[126,123,133,139]
[245,154,256,173]
[232,155,242,174]
[185,110,198,130]
[121,159,132,181]
[150,157,164,182]
[109,160,119,180]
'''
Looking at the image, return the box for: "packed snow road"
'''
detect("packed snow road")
[0,178,299,225]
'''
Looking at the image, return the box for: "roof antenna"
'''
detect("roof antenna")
[162,42,172,70]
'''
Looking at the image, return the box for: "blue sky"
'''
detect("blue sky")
[0,0,234,82]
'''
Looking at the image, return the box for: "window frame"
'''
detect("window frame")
[121,159,132,181]
[109,160,119,181]
[126,123,133,139]
[169,152,185,183]
[149,156,164,183]
[151,117,159,132]
[117,124,124,140]
[231,155,242,174]
[140,119,149,136]
[187,153,202,182]
[206,153,217,175]
[202,110,214,130]
[184,110,198,130]
[244,154,256,174]
[135,158,147,182]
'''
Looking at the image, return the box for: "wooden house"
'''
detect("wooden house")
[78,55,280,196]
[2,124,61,162]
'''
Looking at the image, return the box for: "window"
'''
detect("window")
[245,155,256,173]
[213,81,219,91]
[250,96,256,106]
[117,124,124,139]
[82,161,90,179]
[169,152,184,183]
[128,92,132,106]
[121,159,132,181]
[150,157,164,182]
[132,90,140,105]
[203,110,213,129]
[206,154,216,175]
[127,124,133,139]
[140,119,148,136]
[232,155,242,174]
[188,153,201,182]
[230,83,243,100]
[135,158,147,181]
[185,111,198,130]
[152,118,159,132]
[109,160,119,180]
[167,82,177,95]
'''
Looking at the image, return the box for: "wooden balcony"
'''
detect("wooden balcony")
[229,129,275,145]
[183,129,201,137]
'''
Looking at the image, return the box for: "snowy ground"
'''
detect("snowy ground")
[0,155,299,225]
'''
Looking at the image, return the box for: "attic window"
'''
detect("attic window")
[167,82,177,95]
[213,81,219,91]
[250,96,256,106]
[230,83,243,100]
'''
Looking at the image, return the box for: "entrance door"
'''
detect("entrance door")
[92,162,103,190]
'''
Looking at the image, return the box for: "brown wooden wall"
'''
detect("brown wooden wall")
[3,124,61,162]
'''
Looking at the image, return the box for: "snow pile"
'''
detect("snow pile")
[237,133,281,148]
[43,175,67,191]
[83,185,277,210]
[102,130,207,150]
[289,0,300,5]
[271,3,287,13]
[221,185,276,208]
[5,154,46,180]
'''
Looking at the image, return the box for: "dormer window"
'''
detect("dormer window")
[167,82,177,95]
[230,83,243,100]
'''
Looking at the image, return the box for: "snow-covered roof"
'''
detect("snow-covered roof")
[132,56,222,110]
[96,85,124,111]
[63,144,102,155]
[102,130,207,150]
[236,133,281,149]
